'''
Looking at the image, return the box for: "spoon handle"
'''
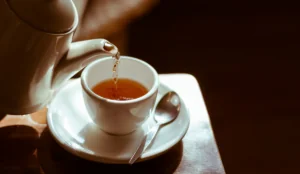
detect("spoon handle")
[144,124,160,151]
[129,124,160,164]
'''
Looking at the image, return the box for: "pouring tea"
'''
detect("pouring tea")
[0,0,118,114]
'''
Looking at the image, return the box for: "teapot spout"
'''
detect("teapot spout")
[51,39,118,90]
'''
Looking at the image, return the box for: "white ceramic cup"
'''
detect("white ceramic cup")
[81,56,159,135]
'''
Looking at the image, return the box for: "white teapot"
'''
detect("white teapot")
[0,0,118,114]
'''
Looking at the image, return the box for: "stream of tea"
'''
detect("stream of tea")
[111,51,120,99]
[112,51,120,86]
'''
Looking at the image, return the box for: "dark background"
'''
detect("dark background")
[127,0,300,173]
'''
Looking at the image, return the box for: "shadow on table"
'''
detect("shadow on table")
[37,128,183,174]
[0,125,41,174]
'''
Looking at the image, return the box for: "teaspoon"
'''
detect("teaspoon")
[129,91,181,164]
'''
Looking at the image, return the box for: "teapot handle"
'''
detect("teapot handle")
[51,39,118,90]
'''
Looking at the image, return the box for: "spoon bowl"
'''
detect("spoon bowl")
[154,92,181,125]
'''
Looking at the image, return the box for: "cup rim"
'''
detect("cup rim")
[81,56,159,104]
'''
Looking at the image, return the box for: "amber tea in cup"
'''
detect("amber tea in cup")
[92,78,148,101]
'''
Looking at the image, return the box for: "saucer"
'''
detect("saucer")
[47,79,190,164]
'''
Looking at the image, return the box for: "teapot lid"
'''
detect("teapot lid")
[7,0,78,33]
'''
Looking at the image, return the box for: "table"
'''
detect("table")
[0,74,225,174]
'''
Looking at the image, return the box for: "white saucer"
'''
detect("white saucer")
[47,79,190,164]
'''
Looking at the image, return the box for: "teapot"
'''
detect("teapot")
[0,0,119,114]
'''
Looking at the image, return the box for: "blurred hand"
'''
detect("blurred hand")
[72,0,159,41]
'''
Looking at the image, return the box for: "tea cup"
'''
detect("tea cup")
[81,56,159,135]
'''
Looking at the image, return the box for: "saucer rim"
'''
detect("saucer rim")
[47,79,190,164]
